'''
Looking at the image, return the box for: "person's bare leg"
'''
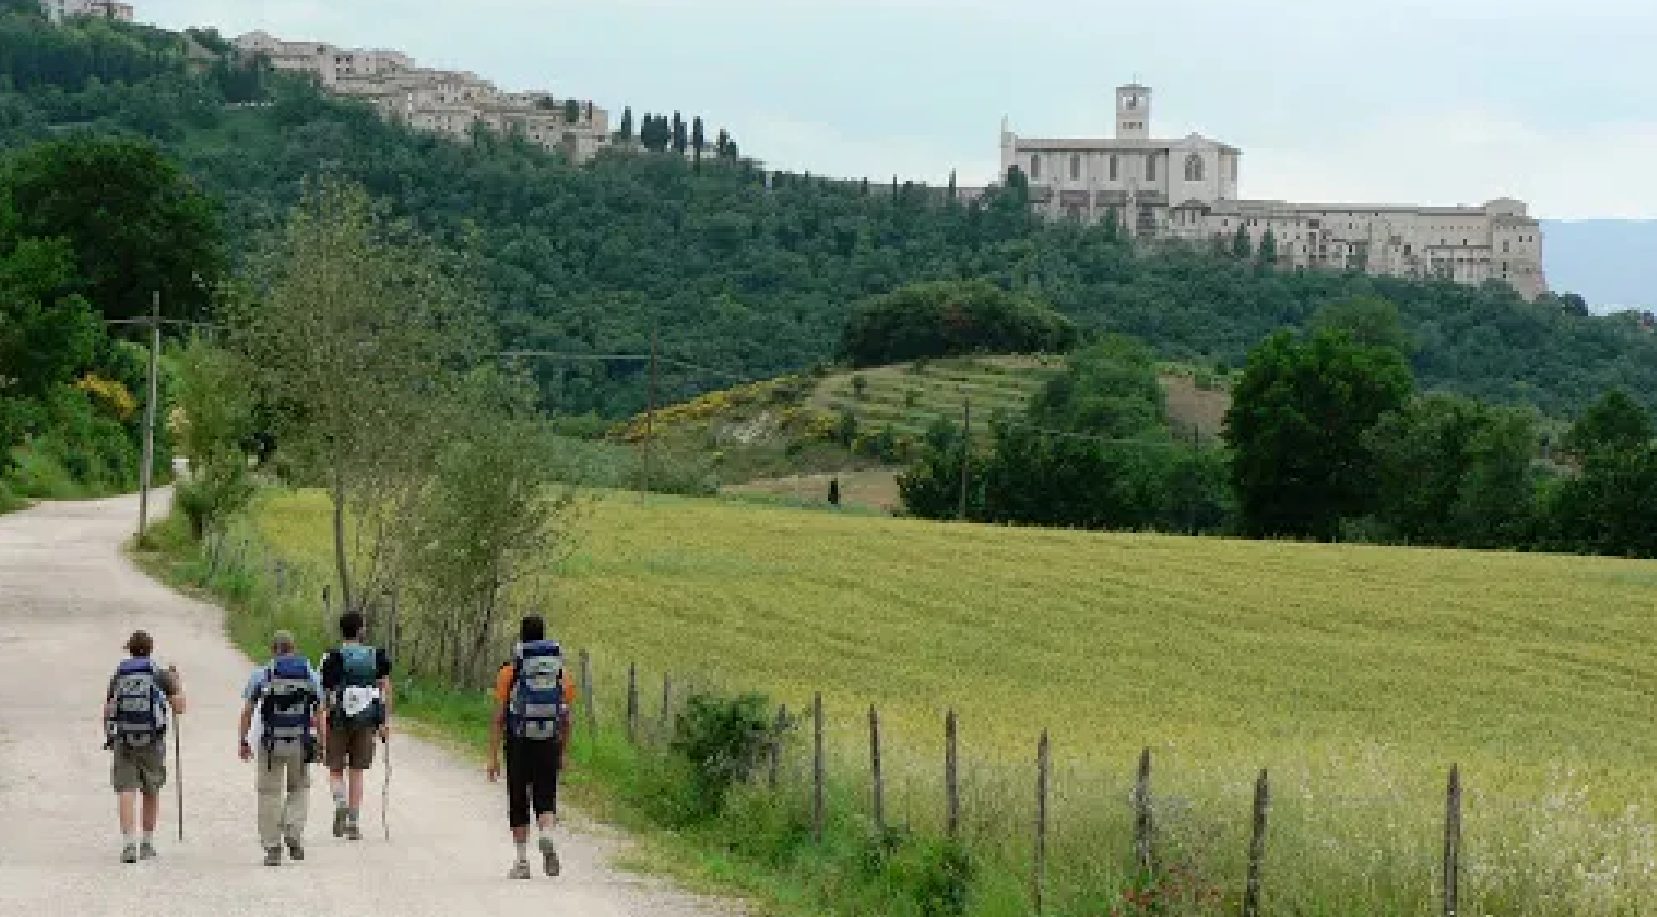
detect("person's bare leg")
[117,790,137,835]
[138,792,161,858]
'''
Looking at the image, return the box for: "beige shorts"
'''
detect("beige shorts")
[112,741,167,794]
[324,724,377,771]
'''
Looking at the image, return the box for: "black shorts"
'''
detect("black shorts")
[505,736,562,828]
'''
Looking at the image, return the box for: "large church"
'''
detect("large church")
[998,85,1547,299]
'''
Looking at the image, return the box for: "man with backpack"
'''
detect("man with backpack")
[319,611,392,841]
[104,630,187,864]
[486,615,576,880]
[236,629,324,866]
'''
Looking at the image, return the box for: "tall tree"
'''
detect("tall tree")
[225,180,490,614]
[5,136,223,321]
[1258,228,1278,266]
[616,105,634,142]
[691,115,705,168]
[1231,223,1251,260]
[1225,328,1413,538]
[562,98,581,123]
[1564,389,1653,459]
[671,111,687,154]
[948,168,958,200]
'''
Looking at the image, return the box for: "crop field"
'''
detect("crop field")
[250,488,1657,913]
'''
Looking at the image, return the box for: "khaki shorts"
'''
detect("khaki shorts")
[112,741,167,794]
[324,724,377,771]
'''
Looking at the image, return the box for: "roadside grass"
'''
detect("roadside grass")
[152,487,1657,915]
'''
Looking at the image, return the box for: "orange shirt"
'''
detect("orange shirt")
[493,662,578,708]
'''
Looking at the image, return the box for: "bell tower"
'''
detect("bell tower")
[1116,84,1151,140]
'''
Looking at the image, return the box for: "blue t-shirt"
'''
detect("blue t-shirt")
[243,655,322,702]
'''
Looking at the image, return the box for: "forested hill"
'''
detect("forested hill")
[4,7,1656,419]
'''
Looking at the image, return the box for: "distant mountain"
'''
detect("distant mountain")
[1543,220,1657,314]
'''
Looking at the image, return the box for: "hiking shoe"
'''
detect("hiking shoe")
[263,846,282,866]
[538,835,561,877]
[332,805,348,838]
[508,859,533,880]
[138,841,158,861]
[120,844,138,864]
[285,839,305,862]
[343,817,362,841]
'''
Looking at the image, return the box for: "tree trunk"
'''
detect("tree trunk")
[330,471,354,615]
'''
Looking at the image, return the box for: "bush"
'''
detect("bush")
[668,691,780,820]
[174,465,253,539]
[840,280,1077,367]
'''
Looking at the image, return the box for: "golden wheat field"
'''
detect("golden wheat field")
[252,487,1657,912]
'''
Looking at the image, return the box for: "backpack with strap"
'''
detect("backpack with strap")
[108,658,168,748]
[259,655,318,755]
[507,640,565,741]
[329,644,384,729]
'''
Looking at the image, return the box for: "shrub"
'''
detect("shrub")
[668,691,779,820]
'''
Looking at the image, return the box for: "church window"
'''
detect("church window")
[1030,155,1042,180]
[1109,155,1119,181]
[1502,240,1510,253]
[1184,153,1204,182]
[1071,154,1081,181]
[1146,155,1157,181]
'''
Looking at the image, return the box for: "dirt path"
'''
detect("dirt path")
[0,493,739,917]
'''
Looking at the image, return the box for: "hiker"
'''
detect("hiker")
[486,615,576,879]
[319,610,392,841]
[237,629,324,866]
[104,630,186,864]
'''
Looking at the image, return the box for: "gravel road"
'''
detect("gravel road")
[0,492,739,917]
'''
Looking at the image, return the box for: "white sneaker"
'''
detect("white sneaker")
[508,859,532,880]
[539,835,561,877]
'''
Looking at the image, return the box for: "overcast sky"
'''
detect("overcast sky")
[140,0,1656,220]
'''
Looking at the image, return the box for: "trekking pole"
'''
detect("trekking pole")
[381,733,392,842]
[173,717,184,841]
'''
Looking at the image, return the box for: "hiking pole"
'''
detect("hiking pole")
[381,733,392,842]
[173,717,184,841]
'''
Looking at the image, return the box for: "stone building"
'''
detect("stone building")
[40,0,134,22]
[233,31,609,163]
[1000,85,1547,299]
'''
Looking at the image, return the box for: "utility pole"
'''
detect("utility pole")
[957,396,971,522]
[642,323,658,502]
[137,292,160,541]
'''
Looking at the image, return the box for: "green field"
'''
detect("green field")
[249,488,1657,913]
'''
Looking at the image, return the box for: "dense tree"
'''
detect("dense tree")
[691,115,705,166]
[1311,295,1414,354]
[1257,228,1278,266]
[616,105,633,141]
[1231,224,1251,259]
[1225,329,1414,538]
[840,280,1077,367]
[4,135,222,321]
[672,111,687,154]
[1562,389,1652,458]
[1367,394,1539,546]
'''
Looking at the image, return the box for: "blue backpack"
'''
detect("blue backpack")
[259,655,318,755]
[107,658,167,748]
[507,640,565,741]
[329,644,384,729]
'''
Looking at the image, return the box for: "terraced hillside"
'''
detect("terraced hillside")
[620,356,1233,501]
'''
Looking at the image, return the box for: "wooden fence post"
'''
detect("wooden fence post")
[945,709,960,838]
[868,705,885,833]
[386,588,400,664]
[812,692,825,842]
[1134,747,1154,876]
[1444,765,1462,917]
[626,662,639,745]
[1034,730,1050,915]
[768,704,787,789]
[579,649,595,740]
[1243,768,1270,917]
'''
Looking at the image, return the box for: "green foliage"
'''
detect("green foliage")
[1312,294,1414,354]
[667,691,778,820]
[4,135,223,321]
[1226,328,1414,538]
[840,280,1078,367]
[1026,336,1165,437]
[170,336,255,536]
[1563,389,1653,459]
[1367,394,1540,547]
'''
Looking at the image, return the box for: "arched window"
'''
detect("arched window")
[1029,155,1042,180]
[1184,153,1205,182]
[1070,154,1081,181]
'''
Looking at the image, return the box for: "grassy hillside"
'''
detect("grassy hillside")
[248,487,1657,913]
[625,355,1233,494]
